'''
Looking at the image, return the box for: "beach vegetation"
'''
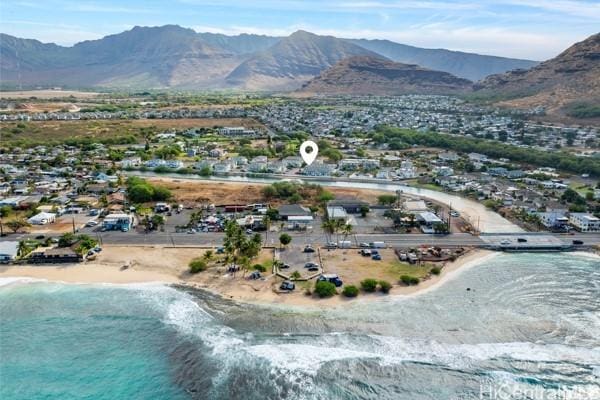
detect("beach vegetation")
[314,281,336,298]
[360,278,378,292]
[378,280,392,293]
[400,275,420,285]
[189,258,208,273]
[290,271,301,280]
[430,266,442,275]
[342,285,359,297]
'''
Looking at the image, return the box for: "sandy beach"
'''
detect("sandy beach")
[0,245,495,308]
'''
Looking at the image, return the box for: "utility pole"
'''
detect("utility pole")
[72,217,76,234]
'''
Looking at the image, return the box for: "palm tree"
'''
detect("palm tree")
[341,223,353,243]
[17,241,28,257]
[334,219,345,244]
[263,215,271,246]
[321,219,336,242]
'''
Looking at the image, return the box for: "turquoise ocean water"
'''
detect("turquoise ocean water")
[1,252,599,399]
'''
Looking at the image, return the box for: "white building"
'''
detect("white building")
[28,212,56,225]
[0,241,19,262]
[569,213,600,232]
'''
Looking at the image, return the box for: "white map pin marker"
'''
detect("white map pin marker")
[300,140,318,166]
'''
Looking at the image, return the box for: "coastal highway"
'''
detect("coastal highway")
[94,232,487,247]
[5,231,599,248]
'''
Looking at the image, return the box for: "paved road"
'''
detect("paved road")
[5,230,598,248]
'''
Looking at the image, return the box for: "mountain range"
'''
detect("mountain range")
[1,25,538,91]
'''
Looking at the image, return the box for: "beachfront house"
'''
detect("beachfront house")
[0,241,19,263]
[569,213,600,232]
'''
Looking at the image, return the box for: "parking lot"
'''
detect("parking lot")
[278,243,322,278]
[351,208,393,234]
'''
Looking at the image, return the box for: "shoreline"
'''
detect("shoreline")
[0,247,496,308]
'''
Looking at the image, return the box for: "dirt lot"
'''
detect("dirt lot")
[148,177,390,207]
[320,248,433,286]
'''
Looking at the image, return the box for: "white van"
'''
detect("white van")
[369,241,386,249]
[338,240,352,248]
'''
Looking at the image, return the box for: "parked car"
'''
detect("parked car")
[326,242,337,249]
[280,263,291,269]
[318,274,343,287]
[35,235,45,240]
[246,229,253,234]
[303,245,316,253]
[450,211,460,217]
[360,249,372,257]
[304,262,319,269]
[500,239,511,245]
[93,246,102,252]
[216,247,225,254]
[85,220,98,227]
[359,242,370,248]
[280,281,295,291]
[372,254,382,261]
[572,240,584,245]
[307,266,319,272]
[248,271,261,280]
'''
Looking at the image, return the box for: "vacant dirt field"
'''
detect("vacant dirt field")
[148,177,390,206]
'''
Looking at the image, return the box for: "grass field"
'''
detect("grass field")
[0,118,264,146]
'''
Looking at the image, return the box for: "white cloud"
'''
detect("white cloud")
[69,3,158,14]
[504,0,600,20]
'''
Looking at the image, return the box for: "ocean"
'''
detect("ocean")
[1,252,599,400]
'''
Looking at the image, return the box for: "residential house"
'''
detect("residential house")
[569,213,600,232]
[28,212,56,225]
[328,198,369,214]
[302,162,335,177]
[537,211,569,231]
[0,241,19,263]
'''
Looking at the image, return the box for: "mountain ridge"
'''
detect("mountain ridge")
[0,24,542,90]
[474,32,600,116]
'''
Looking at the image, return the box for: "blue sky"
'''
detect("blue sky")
[1,0,598,60]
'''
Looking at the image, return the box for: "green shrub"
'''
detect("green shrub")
[252,263,266,272]
[290,271,301,279]
[342,285,359,297]
[314,281,336,298]
[400,275,420,285]
[378,280,392,293]
[189,258,208,273]
[360,278,378,292]
[430,266,442,275]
